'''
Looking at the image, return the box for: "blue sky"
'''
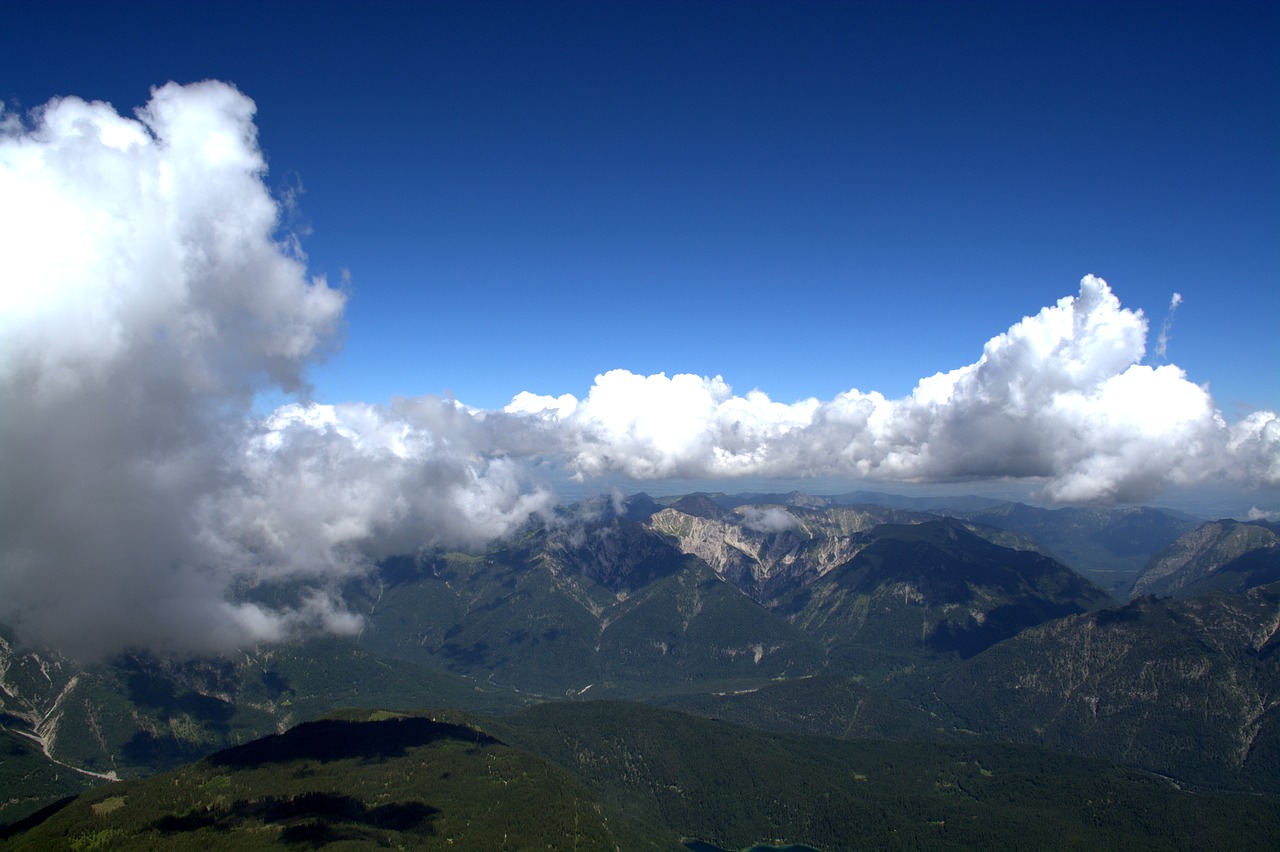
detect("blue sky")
[5,0,1276,414]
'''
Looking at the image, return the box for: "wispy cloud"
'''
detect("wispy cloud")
[2,83,1277,656]
[1155,291,1183,360]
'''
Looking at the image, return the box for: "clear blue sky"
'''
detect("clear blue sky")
[4,0,1276,414]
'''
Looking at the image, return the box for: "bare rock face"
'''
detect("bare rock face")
[646,504,931,601]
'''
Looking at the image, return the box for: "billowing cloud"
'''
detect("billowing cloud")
[0,82,350,655]
[0,83,551,657]
[214,399,556,575]
[2,82,1277,658]
[511,276,1279,504]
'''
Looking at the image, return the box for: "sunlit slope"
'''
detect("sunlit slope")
[5,710,647,851]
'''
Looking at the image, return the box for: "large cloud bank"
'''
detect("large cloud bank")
[0,83,550,656]
[2,82,1277,656]
[510,279,1280,503]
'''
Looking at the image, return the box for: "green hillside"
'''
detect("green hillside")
[13,704,1280,851]
[4,709,643,851]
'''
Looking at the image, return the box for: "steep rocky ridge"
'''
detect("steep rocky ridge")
[648,503,1054,605]
[648,504,936,601]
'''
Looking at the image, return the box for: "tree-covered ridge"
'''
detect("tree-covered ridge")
[934,582,1280,791]
[1131,519,1280,598]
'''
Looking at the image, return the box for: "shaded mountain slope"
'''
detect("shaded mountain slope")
[935,583,1280,792]
[1132,519,1280,598]
[786,520,1111,677]
[354,518,825,697]
[490,700,1280,851]
[1177,545,1280,597]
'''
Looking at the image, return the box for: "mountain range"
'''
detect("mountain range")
[4,492,1279,848]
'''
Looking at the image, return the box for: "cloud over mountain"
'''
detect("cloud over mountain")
[0,82,353,654]
[0,83,555,656]
[1,82,1276,656]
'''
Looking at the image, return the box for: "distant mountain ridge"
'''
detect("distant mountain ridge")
[1131,519,1280,598]
[946,502,1201,593]
[352,503,1108,692]
[646,491,1199,593]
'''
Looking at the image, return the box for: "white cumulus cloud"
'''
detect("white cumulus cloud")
[0,82,351,655]
[0,83,552,657]
[513,276,1277,505]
